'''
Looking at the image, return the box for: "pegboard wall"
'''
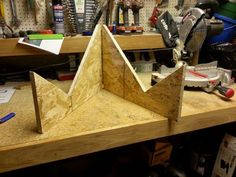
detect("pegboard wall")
[3,0,49,31]
[2,0,197,32]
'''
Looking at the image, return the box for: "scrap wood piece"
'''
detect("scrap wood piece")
[101,25,185,120]
[30,25,102,133]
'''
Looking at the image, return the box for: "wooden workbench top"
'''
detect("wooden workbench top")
[1,76,236,172]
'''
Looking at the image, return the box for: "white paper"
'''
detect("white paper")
[0,87,15,104]
[18,37,64,55]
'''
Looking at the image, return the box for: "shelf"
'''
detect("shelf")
[0,77,236,172]
[0,33,165,57]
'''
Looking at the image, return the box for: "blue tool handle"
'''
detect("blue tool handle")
[0,112,15,123]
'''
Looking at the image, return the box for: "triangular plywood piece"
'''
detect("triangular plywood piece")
[30,72,72,133]
[124,66,184,120]
[30,25,102,133]
[68,25,102,110]
[102,25,185,120]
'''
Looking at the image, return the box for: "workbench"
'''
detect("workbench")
[0,33,236,173]
[1,77,236,173]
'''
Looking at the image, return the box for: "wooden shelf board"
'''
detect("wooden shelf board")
[0,33,165,57]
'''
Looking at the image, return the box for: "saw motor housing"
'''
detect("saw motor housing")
[173,8,207,65]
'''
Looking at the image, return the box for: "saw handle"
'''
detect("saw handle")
[215,85,234,98]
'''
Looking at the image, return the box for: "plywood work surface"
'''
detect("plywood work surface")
[0,80,236,172]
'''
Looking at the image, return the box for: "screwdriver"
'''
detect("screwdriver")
[188,69,234,98]
[215,85,234,98]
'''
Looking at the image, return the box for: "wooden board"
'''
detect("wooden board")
[102,25,185,120]
[30,25,102,133]
[68,25,102,110]
[30,72,72,133]
[1,79,236,172]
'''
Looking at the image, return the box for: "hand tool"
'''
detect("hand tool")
[35,0,44,25]
[10,0,21,28]
[0,16,14,38]
[175,0,184,10]
[0,0,5,17]
[62,0,77,34]
[131,0,144,26]
[0,112,15,124]
[149,4,161,27]
[91,0,109,31]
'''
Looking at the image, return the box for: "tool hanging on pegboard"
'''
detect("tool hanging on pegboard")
[149,4,161,27]
[61,0,77,35]
[10,0,21,28]
[26,0,43,25]
[0,0,5,17]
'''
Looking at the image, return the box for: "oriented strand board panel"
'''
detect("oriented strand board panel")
[102,25,185,120]
[30,25,102,133]
[124,66,185,120]
[102,31,125,97]
[31,24,184,133]
[68,25,102,109]
[30,72,72,133]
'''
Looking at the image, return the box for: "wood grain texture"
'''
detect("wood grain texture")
[124,66,185,120]
[102,25,185,120]
[68,25,102,109]
[1,82,236,172]
[102,28,125,97]
[0,33,165,57]
[30,25,102,133]
[30,72,72,133]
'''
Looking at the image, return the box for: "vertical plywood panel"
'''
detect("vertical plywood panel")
[30,72,72,133]
[31,25,102,133]
[68,25,102,110]
[124,65,185,120]
[102,25,185,120]
[102,29,125,97]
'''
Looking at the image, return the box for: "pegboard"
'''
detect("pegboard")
[136,0,198,31]
[2,0,197,33]
[3,0,49,31]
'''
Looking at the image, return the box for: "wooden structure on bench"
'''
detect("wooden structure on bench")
[30,25,185,133]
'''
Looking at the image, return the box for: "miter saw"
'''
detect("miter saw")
[154,7,235,98]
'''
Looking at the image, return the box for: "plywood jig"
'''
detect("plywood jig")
[30,24,185,133]
[31,25,102,133]
[102,26,185,120]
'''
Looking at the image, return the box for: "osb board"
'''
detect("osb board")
[1,83,236,172]
[30,25,102,133]
[102,26,185,120]
[68,25,102,110]
[30,24,182,134]
[30,72,72,133]
[124,65,184,120]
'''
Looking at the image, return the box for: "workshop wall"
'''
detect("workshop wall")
[3,0,197,33]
